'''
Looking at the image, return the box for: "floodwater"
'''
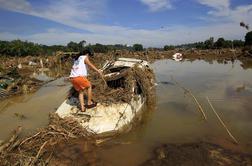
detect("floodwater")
[0,77,70,140]
[96,59,252,166]
[1,59,252,165]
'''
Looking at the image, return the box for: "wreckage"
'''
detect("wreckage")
[56,58,155,136]
[0,68,44,99]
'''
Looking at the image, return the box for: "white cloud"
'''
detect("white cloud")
[229,5,252,23]
[197,0,252,23]
[0,0,107,25]
[0,0,32,12]
[0,21,248,47]
[140,0,172,12]
[0,0,251,47]
[198,0,230,17]
[0,0,131,35]
[198,0,230,10]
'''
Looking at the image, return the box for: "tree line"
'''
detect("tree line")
[0,31,251,56]
[164,38,244,51]
[0,39,145,57]
[164,31,252,50]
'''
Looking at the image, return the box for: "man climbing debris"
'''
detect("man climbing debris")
[69,48,103,112]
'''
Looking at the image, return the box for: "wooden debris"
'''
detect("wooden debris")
[206,97,238,144]
[100,74,108,89]
[171,76,207,120]
[0,114,95,165]
[31,141,48,165]
[0,126,22,154]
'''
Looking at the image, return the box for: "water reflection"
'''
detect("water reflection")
[1,59,252,165]
[97,59,252,166]
[0,78,70,140]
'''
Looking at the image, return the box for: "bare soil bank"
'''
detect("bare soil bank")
[140,142,252,166]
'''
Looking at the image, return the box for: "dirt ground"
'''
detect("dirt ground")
[140,142,252,166]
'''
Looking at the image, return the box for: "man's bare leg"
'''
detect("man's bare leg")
[79,90,86,112]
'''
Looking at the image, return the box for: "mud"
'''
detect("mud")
[0,55,72,99]
[49,139,99,166]
[90,48,247,62]
[1,48,252,99]
[87,49,252,73]
[1,50,252,165]
[0,67,44,97]
[140,142,252,166]
[0,113,94,166]
[0,54,158,165]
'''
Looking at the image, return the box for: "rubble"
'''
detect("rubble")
[1,48,251,99]
[68,59,155,105]
[0,55,71,99]
[0,113,95,166]
[0,68,44,99]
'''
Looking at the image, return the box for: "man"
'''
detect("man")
[69,49,102,112]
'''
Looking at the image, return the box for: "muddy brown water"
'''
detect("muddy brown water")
[0,77,71,140]
[96,59,252,166]
[1,59,252,165]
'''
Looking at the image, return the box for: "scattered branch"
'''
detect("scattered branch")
[30,141,48,165]
[206,97,238,144]
[171,76,207,120]
[0,126,22,154]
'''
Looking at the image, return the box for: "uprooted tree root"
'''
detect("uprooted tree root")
[0,113,95,166]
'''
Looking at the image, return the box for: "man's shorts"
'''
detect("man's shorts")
[70,76,91,91]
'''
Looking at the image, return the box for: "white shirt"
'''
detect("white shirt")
[69,55,88,77]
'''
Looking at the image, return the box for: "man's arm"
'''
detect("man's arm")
[84,57,102,75]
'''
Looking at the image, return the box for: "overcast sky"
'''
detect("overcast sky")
[0,0,251,47]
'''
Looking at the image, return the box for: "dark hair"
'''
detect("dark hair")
[80,48,94,57]
[73,48,94,61]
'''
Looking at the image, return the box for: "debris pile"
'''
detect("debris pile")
[91,48,245,64]
[0,113,94,166]
[69,63,155,105]
[1,48,251,100]
[0,55,72,99]
[0,68,44,99]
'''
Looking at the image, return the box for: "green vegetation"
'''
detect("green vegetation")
[173,30,251,50]
[0,40,43,56]
[0,40,69,56]
[1,31,251,57]
[170,37,245,50]
[164,45,175,51]
[133,44,144,51]
[0,40,134,57]
[89,43,109,53]
[245,31,252,46]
